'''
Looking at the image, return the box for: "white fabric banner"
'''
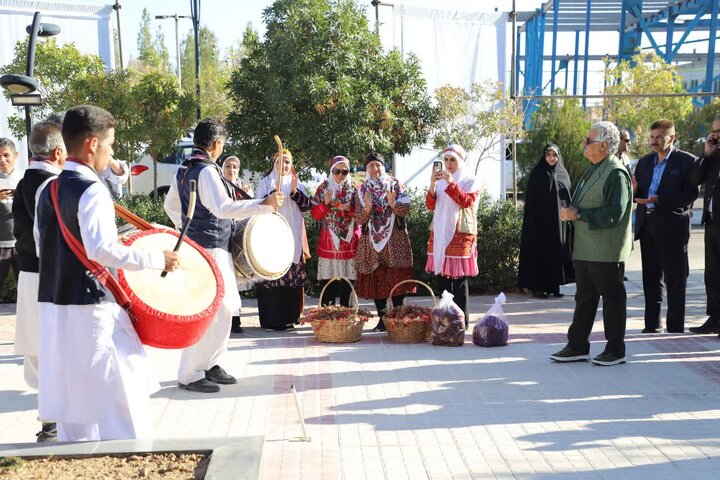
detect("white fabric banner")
[0,0,114,169]
[376,4,508,198]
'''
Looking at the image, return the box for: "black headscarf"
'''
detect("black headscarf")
[517,144,574,291]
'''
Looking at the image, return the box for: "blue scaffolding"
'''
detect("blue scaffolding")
[516,0,720,119]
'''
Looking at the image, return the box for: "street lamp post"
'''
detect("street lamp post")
[155,14,192,85]
[0,11,61,158]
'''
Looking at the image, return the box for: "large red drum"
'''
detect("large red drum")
[118,229,224,349]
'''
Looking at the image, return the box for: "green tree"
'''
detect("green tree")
[0,38,105,137]
[676,99,720,156]
[226,0,436,174]
[179,26,229,119]
[517,94,591,189]
[134,8,171,73]
[604,52,693,157]
[433,81,525,174]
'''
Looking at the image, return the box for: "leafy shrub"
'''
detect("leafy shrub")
[116,194,173,227]
[0,272,17,303]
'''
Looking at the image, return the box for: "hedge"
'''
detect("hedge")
[0,191,522,304]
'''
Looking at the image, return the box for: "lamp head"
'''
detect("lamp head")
[0,74,38,94]
[26,23,61,37]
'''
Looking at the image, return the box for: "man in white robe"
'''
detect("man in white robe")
[34,105,180,441]
[164,118,283,393]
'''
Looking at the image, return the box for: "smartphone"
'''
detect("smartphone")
[433,160,443,173]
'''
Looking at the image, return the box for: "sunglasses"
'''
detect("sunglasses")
[583,137,602,145]
[332,169,349,176]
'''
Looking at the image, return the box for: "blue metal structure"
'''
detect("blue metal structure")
[517,0,720,120]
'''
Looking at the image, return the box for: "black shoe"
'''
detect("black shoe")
[36,422,57,442]
[592,351,626,366]
[179,378,220,393]
[205,365,237,385]
[372,319,386,332]
[231,316,243,334]
[551,292,564,298]
[550,346,589,362]
[641,327,661,333]
[689,320,720,334]
[534,291,549,299]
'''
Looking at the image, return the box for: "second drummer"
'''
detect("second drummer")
[165,118,284,394]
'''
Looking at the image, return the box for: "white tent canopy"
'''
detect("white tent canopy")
[0,0,114,169]
[374,2,508,198]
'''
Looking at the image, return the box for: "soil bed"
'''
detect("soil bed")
[0,452,208,480]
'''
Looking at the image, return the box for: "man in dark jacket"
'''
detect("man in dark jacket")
[633,119,698,333]
[690,115,720,335]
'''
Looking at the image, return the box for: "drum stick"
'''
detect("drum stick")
[161,179,197,278]
[274,135,284,189]
[290,384,310,442]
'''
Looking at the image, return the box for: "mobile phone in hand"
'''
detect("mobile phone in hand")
[433,160,443,173]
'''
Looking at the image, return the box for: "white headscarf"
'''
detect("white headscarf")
[256,153,305,263]
[432,144,482,274]
[358,161,411,253]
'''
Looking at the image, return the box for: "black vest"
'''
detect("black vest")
[176,160,233,251]
[12,168,57,273]
[36,171,109,305]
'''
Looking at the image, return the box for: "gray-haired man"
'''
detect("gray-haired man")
[552,121,633,366]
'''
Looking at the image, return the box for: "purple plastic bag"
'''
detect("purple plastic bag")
[473,293,509,347]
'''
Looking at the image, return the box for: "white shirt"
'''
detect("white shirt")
[34,161,165,271]
[164,163,272,229]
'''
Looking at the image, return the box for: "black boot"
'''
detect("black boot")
[231,315,243,334]
[36,422,57,442]
[372,319,386,332]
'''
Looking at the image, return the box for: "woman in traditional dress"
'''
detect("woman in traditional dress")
[220,155,255,334]
[222,155,254,200]
[255,149,312,331]
[311,156,361,306]
[354,152,415,332]
[425,144,483,328]
[518,143,574,298]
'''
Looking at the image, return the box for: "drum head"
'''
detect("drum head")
[245,213,295,278]
[123,231,218,316]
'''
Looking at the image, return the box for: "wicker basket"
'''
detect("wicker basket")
[382,279,436,343]
[307,277,366,343]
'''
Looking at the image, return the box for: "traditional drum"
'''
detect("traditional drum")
[118,228,224,349]
[231,213,294,281]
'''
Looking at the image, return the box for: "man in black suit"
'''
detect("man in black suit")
[633,119,698,333]
[690,115,720,335]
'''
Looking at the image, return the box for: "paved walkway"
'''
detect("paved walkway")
[1,229,720,479]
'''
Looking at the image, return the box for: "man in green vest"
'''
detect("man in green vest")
[551,121,633,366]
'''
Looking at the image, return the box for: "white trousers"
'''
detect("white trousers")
[177,248,238,385]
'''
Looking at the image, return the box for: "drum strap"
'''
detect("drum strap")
[49,180,133,311]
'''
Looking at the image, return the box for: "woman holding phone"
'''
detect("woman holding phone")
[354,152,415,331]
[425,144,482,328]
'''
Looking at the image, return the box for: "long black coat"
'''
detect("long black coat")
[518,152,574,292]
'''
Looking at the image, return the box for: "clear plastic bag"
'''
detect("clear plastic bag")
[473,292,509,347]
[430,290,465,346]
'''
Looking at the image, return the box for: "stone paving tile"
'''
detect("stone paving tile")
[2,244,720,479]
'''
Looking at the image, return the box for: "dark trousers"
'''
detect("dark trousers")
[0,248,19,292]
[257,286,303,329]
[319,279,353,307]
[567,260,627,357]
[705,223,720,320]
[639,215,689,332]
[436,275,469,328]
[373,295,406,318]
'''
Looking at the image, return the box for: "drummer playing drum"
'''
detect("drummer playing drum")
[164,118,284,394]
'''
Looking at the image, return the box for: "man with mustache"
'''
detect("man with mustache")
[633,119,698,333]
